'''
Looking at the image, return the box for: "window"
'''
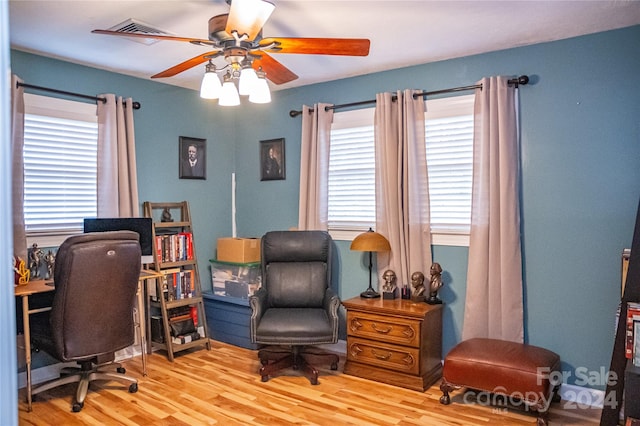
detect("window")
[327,94,474,246]
[23,93,98,246]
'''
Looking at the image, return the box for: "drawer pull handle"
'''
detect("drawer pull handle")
[349,319,363,332]
[371,323,392,334]
[402,326,416,339]
[371,349,392,360]
[349,343,363,357]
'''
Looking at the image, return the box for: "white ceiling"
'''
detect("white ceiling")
[9,0,640,93]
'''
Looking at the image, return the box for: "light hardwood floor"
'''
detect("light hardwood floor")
[18,340,602,425]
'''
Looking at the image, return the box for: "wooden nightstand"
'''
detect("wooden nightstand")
[342,296,443,391]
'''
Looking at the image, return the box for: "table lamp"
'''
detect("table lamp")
[350,228,391,298]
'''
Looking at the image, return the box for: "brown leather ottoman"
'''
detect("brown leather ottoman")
[440,338,561,426]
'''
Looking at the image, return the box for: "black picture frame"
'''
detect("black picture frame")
[179,136,206,180]
[260,138,285,181]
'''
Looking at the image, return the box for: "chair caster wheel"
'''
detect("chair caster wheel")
[117,367,126,374]
[72,402,84,412]
[439,394,451,405]
[129,383,138,393]
[310,378,318,385]
[261,376,269,382]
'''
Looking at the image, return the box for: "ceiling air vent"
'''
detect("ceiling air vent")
[106,18,173,45]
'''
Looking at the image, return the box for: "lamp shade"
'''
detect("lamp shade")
[248,75,271,104]
[350,228,391,252]
[200,70,222,99]
[238,67,258,96]
[226,0,275,40]
[219,79,240,106]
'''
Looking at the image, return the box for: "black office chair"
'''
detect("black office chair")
[30,231,142,412]
[250,230,340,385]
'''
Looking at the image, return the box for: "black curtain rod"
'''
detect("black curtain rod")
[289,75,529,118]
[17,82,141,109]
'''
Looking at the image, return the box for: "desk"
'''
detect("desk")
[15,280,55,412]
[16,269,162,412]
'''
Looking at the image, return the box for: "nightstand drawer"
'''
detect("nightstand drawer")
[347,310,421,347]
[347,336,420,375]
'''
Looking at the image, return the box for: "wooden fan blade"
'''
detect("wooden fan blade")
[92,29,213,45]
[259,37,370,56]
[225,0,275,41]
[151,52,220,79]
[252,53,298,85]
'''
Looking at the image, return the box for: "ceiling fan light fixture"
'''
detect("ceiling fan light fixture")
[226,0,275,40]
[200,61,222,99]
[238,66,258,96]
[248,69,271,104]
[219,72,241,106]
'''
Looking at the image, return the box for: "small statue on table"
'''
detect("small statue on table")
[44,250,56,280]
[410,271,426,302]
[381,269,398,299]
[28,243,43,279]
[426,262,443,305]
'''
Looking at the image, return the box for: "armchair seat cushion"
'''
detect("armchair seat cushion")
[255,308,336,345]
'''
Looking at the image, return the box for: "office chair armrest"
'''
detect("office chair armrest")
[323,287,340,320]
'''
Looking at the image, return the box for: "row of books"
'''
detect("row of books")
[626,301,640,366]
[148,268,196,301]
[155,232,194,264]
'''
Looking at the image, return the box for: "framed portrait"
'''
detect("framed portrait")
[179,136,206,180]
[260,138,285,181]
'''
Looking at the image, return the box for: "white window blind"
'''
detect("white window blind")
[425,95,474,235]
[23,93,98,236]
[327,94,474,245]
[328,108,375,231]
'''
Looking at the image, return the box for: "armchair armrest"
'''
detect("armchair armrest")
[249,287,268,343]
[323,287,340,322]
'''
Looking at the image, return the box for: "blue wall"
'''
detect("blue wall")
[11,24,640,389]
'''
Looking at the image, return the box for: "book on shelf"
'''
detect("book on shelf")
[154,232,194,264]
[157,268,195,301]
[626,301,640,363]
[172,331,201,345]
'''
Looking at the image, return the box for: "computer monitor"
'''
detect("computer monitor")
[83,217,154,264]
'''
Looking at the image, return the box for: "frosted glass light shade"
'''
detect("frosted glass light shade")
[248,76,271,104]
[219,81,240,106]
[238,67,258,96]
[226,0,275,40]
[200,71,222,99]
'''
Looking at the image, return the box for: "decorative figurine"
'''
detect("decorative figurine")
[426,262,443,305]
[382,269,398,299]
[13,256,30,285]
[161,207,173,222]
[28,243,43,279]
[44,250,56,280]
[410,271,426,302]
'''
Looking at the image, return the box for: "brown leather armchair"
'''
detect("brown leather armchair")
[30,231,142,412]
[250,230,340,385]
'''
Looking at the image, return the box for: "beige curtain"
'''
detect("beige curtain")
[97,95,139,217]
[375,90,432,288]
[462,76,523,343]
[11,75,26,260]
[298,103,334,230]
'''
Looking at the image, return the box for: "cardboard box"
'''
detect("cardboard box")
[210,259,261,298]
[217,237,261,263]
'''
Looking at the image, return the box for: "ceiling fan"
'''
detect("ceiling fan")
[91,0,371,87]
